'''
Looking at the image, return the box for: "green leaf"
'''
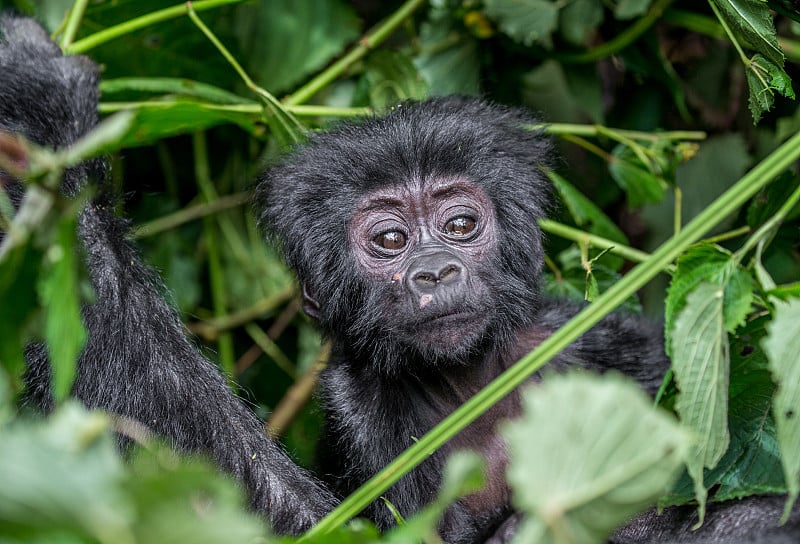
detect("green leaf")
[546,247,643,313]
[746,172,800,229]
[722,265,755,332]
[100,77,254,105]
[483,0,559,47]
[548,171,629,244]
[364,50,429,109]
[709,0,785,65]
[614,0,653,20]
[112,102,259,148]
[746,54,796,124]
[0,403,268,543]
[0,239,41,377]
[232,0,361,95]
[609,144,667,207]
[61,111,136,168]
[762,298,800,520]
[662,317,786,506]
[0,405,130,539]
[665,243,754,354]
[767,0,800,22]
[671,282,731,524]
[503,372,687,544]
[559,0,603,46]
[414,6,480,95]
[262,99,307,149]
[38,215,87,402]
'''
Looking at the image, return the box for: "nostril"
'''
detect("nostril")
[439,264,460,283]
[414,272,437,286]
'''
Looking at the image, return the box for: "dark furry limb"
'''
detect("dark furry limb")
[259,97,799,543]
[0,15,335,534]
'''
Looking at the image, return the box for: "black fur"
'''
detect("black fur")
[4,13,797,544]
[257,98,669,542]
[258,98,800,543]
[0,15,335,534]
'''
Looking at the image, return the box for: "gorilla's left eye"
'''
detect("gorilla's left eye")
[373,230,407,250]
[444,216,476,237]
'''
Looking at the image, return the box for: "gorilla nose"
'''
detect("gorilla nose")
[407,251,465,295]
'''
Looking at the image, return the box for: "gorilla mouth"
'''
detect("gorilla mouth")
[412,307,492,346]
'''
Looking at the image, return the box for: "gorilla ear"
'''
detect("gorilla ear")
[301,282,321,320]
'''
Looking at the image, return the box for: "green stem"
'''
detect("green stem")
[66,0,245,54]
[707,0,749,65]
[539,219,652,264]
[285,0,427,106]
[132,191,251,239]
[307,128,800,536]
[541,123,706,143]
[60,0,89,49]
[192,131,235,377]
[243,323,296,379]
[186,3,306,142]
[551,0,674,63]
[99,101,370,118]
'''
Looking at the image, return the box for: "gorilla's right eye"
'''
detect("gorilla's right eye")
[373,230,407,251]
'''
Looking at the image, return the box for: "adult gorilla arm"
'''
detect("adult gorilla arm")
[0,15,335,534]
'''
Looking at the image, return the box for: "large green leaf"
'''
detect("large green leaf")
[82,0,237,84]
[38,215,87,402]
[559,0,603,46]
[414,5,480,95]
[608,144,667,208]
[709,0,784,65]
[0,238,41,377]
[483,0,559,47]
[548,171,628,244]
[112,102,258,148]
[763,298,800,519]
[614,0,653,19]
[661,317,785,506]
[0,404,267,543]
[503,373,687,544]
[671,282,731,524]
[100,77,254,105]
[232,0,360,95]
[363,50,429,109]
[665,243,754,355]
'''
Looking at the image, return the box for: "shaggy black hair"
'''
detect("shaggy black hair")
[0,14,335,534]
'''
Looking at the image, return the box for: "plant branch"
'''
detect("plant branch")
[539,219,652,264]
[66,0,245,54]
[551,0,674,63]
[285,0,427,106]
[60,0,89,49]
[132,191,251,239]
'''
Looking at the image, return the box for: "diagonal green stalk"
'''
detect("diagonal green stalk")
[285,0,427,106]
[60,0,89,49]
[66,0,245,54]
[307,128,800,536]
[551,0,674,63]
[539,219,652,265]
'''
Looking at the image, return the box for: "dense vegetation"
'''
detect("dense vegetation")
[0,1,798,542]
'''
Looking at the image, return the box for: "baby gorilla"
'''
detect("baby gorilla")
[259,98,800,543]
[257,97,671,542]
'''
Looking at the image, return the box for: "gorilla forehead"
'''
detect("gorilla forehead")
[261,96,552,223]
